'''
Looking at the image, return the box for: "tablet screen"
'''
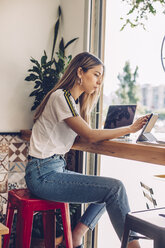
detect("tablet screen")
[143,114,158,133]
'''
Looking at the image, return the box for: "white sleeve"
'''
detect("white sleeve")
[53,90,79,122]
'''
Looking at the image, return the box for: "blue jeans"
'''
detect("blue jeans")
[25,154,136,241]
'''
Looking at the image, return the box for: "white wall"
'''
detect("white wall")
[60,0,89,56]
[0,0,87,132]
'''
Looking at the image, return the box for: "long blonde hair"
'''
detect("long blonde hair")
[34,52,104,123]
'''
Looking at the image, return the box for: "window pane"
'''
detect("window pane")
[98,1,165,247]
[103,0,165,135]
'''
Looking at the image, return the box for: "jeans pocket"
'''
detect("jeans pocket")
[37,157,65,177]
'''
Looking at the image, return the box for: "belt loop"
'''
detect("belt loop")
[27,155,32,160]
[52,154,65,159]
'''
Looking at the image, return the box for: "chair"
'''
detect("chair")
[140,181,157,209]
[121,181,165,247]
[3,189,73,248]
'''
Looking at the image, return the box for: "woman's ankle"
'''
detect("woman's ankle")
[127,240,141,248]
[72,222,88,247]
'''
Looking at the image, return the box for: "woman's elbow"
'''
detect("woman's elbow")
[79,130,100,143]
[85,134,99,143]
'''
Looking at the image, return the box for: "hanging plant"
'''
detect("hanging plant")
[121,0,165,30]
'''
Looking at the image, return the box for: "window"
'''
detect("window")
[98,1,165,247]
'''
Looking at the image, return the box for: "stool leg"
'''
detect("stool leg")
[42,210,55,248]
[16,207,33,248]
[3,201,15,248]
[61,204,73,248]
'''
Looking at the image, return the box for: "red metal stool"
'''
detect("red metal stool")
[3,189,73,248]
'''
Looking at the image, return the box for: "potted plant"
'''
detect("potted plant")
[25,5,78,111]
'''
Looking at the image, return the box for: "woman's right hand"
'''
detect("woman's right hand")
[130,114,150,133]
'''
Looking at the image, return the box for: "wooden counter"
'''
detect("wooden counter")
[20,130,165,166]
[72,139,165,166]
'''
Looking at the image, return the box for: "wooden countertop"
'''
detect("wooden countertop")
[20,130,165,166]
[72,139,165,166]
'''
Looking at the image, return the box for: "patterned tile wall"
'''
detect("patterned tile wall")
[0,133,28,246]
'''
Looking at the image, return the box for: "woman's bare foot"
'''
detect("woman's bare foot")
[127,240,141,248]
[72,222,88,248]
[72,223,141,248]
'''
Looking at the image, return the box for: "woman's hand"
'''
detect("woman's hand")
[130,115,150,133]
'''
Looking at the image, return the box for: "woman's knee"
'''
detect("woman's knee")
[115,178,125,189]
[108,178,126,195]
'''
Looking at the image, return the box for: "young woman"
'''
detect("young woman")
[25,52,148,248]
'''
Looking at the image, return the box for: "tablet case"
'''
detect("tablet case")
[137,132,158,142]
[137,114,165,146]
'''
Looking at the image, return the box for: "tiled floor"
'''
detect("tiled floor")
[98,155,165,248]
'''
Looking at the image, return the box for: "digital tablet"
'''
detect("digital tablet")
[136,113,159,142]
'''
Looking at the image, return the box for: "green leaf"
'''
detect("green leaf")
[41,52,47,65]
[46,60,54,67]
[30,58,40,68]
[42,59,54,69]
[127,6,136,15]
[34,80,41,89]
[25,76,31,81]
[59,38,65,56]
[68,55,72,60]
[66,55,72,66]
[25,73,38,81]
[64,37,79,49]
[148,3,156,14]
[58,6,61,17]
[31,105,37,111]
[51,6,63,61]
[32,66,41,74]
[29,89,40,97]
[51,19,60,61]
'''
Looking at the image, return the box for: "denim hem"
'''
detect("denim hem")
[80,203,106,230]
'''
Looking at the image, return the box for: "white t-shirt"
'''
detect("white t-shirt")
[29,89,80,158]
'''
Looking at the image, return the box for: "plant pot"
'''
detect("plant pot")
[31,235,63,248]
